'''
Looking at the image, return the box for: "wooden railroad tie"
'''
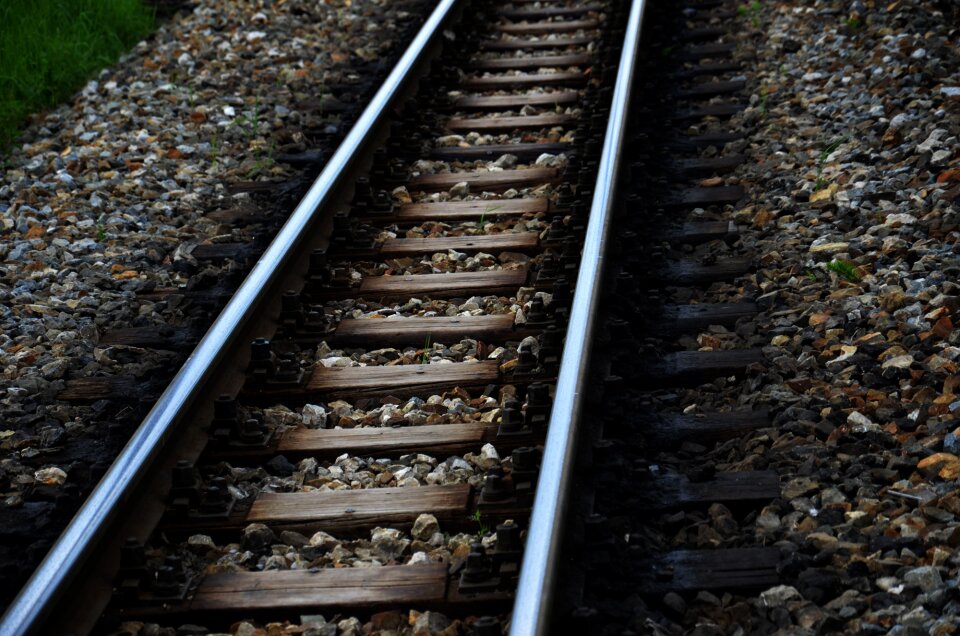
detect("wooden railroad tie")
[332,314,526,347]
[661,132,744,152]
[670,103,746,122]
[640,409,771,448]
[656,185,745,210]
[460,72,588,91]
[304,268,531,302]
[444,114,577,134]
[160,482,529,537]
[496,19,600,36]
[177,563,513,617]
[408,167,561,191]
[635,548,781,594]
[378,232,539,257]
[675,26,729,43]
[636,470,780,509]
[275,422,536,461]
[450,92,580,112]
[191,565,450,612]
[678,43,736,61]
[468,53,593,71]
[429,142,571,162]
[391,197,550,222]
[670,60,742,79]
[666,154,745,179]
[247,484,473,530]
[675,79,747,100]
[305,361,502,400]
[480,36,593,52]
[356,268,531,300]
[640,257,752,287]
[634,349,765,386]
[652,302,758,337]
[660,220,738,244]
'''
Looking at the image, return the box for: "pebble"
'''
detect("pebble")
[448,181,470,198]
[411,513,439,541]
[760,585,802,608]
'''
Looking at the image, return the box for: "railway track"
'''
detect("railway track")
[1,0,797,634]
[4,0,635,634]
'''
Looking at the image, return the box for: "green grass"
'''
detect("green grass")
[826,259,862,283]
[0,0,155,150]
[814,135,849,191]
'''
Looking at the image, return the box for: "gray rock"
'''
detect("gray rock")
[412,611,450,634]
[903,565,942,592]
[449,181,470,198]
[760,585,802,607]
[279,530,309,548]
[662,591,687,617]
[411,513,439,541]
[241,523,276,551]
[370,527,410,561]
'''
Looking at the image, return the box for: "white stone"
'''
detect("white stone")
[478,443,500,470]
[847,411,880,433]
[760,585,802,607]
[883,213,917,226]
[449,181,470,198]
[302,404,327,428]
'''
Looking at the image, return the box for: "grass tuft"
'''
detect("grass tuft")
[826,259,862,283]
[0,0,155,150]
[814,135,849,191]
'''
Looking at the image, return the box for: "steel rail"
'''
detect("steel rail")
[0,1,461,633]
[508,0,646,633]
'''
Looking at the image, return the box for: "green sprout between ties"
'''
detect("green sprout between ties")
[470,509,490,538]
[478,204,503,227]
[420,335,432,364]
[826,259,862,283]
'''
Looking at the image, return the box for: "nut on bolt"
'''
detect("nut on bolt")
[472,616,501,636]
[480,467,511,504]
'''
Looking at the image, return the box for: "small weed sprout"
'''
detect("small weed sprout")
[420,335,432,364]
[478,204,503,227]
[470,509,489,537]
[826,259,861,283]
[210,130,221,168]
[814,135,848,191]
[738,0,762,27]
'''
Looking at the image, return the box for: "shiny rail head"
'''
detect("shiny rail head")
[508,0,647,635]
[0,1,462,635]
